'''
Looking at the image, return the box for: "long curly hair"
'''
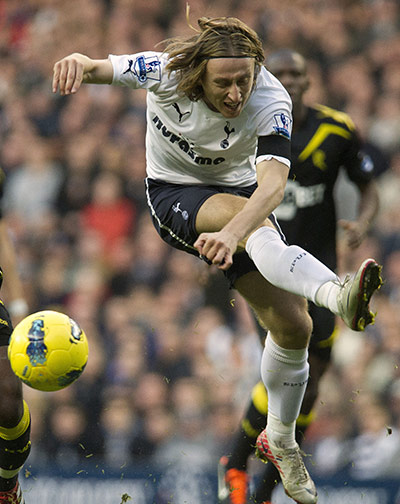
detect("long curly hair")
[162,15,265,101]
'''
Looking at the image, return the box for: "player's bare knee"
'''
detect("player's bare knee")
[274,305,312,348]
[287,315,312,347]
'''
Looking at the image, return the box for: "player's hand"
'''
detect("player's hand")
[52,54,86,96]
[194,231,238,270]
[338,219,367,249]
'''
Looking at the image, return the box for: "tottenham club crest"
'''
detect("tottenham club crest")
[172,202,189,221]
[220,122,235,149]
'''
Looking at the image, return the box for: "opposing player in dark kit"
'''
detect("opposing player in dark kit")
[53,17,382,504]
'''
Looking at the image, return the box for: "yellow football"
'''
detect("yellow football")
[8,310,88,391]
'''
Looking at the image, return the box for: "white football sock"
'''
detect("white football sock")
[314,280,340,315]
[246,226,338,304]
[261,334,309,447]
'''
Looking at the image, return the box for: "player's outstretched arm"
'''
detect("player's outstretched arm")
[52,53,113,95]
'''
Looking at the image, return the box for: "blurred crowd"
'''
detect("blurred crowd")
[1,0,400,482]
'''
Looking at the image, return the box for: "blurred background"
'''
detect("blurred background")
[1,0,400,502]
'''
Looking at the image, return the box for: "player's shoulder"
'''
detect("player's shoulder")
[251,67,292,110]
[312,104,356,131]
[257,67,290,96]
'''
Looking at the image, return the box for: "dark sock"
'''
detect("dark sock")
[227,400,266,471]
[227,428,257,471]
[0,475,17,492]
[0,419,31,493]
[252,463,279,503]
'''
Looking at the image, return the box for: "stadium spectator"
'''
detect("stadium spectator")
[350,394,400,480]
[80,170,137,259]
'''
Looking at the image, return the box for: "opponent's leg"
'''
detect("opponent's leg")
[0,305,30,504]
[218,381,268,504]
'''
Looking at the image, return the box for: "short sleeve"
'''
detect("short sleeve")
[109,51,167,92]
[342,130,375,184]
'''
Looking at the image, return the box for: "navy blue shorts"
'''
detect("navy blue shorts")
[145,178,284,288]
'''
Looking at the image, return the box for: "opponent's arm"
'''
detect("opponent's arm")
[52,53,113,95]
[339,179,379,249]
[194,158,289,270]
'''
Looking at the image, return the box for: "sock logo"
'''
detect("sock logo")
[290,252,307,272]
[283,378,309,387]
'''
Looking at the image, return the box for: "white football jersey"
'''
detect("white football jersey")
[109,51,292,186]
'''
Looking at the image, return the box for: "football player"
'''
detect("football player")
[53,17,382,504]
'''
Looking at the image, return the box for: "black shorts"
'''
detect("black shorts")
[145,178,285,288]
[0,300,13,347]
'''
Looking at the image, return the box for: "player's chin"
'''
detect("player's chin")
[221,103,242,118]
